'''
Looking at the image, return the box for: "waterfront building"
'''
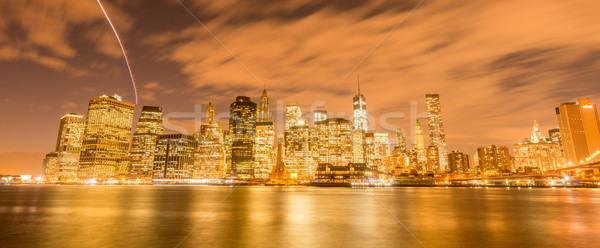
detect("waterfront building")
[326,118,354,167]
[54,113,85,180]
[426,145,439,172]
[448,150,471,173]
[254,90,276,179]
[229,96,257,178]
[414,121,427,166]
[314,163,368,183]
[352,130,366,163]
[284,121,314,179]
[42,152,59,181]
[426,94,448,170]
[514,120,565,171]
[129,106,163,180]
[555,98,600,164]
[548,127,564,157]
[476,145,511,173]
[152,134,197,179]
[78,94,135,178]
[194,103,226,179]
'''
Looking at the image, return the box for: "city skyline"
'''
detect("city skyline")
[4,2,600,247]
[2,0,600,176]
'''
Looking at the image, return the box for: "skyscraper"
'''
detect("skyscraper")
[194,103,226,179]
[352,130,366,163]
[285,102,302,130]
[42,152,59,181]
[254,90,276,179]
[78,94,135,179]
[229,96,257,178]
[353,77,368,132]
[55,113,84,180]
[326,118,353,167]
[426,94,448,170]
[129,106,163,180]
[153,134,197,179]
[364,133,390,172]
[426,145,439,172]
[396,128,407,154]
[414,120,427,166]
[548,127,563,157]
[556,98,600,164]
[284,121,314,179]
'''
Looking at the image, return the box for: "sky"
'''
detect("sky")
[1,0,600,175]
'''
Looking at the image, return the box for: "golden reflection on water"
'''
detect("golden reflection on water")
[0,186,599,248]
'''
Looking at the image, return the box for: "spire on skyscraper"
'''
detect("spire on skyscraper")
[357,75,360,96]
[258,88,270,122]
[206,102,215,123]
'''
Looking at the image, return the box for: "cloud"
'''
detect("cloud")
[145,0,600,152]
[61,102,78,109]
[0,0,134,75]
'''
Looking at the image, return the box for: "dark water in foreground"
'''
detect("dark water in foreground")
[1,186,600,248]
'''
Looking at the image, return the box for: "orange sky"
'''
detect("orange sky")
[1,0,600,175]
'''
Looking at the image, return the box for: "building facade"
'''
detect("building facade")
[254,90,275,179]
[448,150,471,173]
[514,120,565,171]
[556,98,600,164]
[194,103,226,178]
[78,94,135,178]
[426,94,448,170]
[55,113,85,180]
[229,96,257,178]
[129,106,163,180]
[153,134,197,179]
[476,145,511,173]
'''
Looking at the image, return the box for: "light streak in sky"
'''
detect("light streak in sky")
[96,0,138,104]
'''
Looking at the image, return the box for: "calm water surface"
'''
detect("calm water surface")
[1,185,599,248]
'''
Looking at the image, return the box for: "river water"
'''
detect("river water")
[1,185,599,248]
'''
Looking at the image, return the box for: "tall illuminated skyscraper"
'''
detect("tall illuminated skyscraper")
[426,94,448,170]
[353,78,368,132]
[229,96,257,178]
[315,119,329,165]
[396,128,407,154]
[326,118,353,166]
[254,90,276,179]
[352,130,366,163]
[153,134,197,179]
[285,102,302,130]
[78,94,135,178]
[55,113,84,180]
[194,103,226,179]
[556,98,600,164]
[129,106,163,180]
[284,121,314,179]
[414,120,427,165]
